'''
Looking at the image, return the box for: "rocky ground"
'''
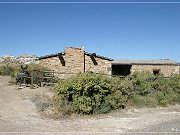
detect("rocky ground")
[0,76,180,135]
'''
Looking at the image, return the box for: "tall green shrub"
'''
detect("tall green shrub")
[131,72,180,106]
[0,64,20,77]
[53,73,131,115]
[132,71,162,96]
[53,72,180,116]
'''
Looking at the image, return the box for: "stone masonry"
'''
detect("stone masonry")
[38,47,179,78]
[131,65,179,76]
[85,55,111,75]
[39,47,85,79]
[38,47,112,79]
[65,47,84,73]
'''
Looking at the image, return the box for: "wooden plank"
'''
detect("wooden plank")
[30,71,34,89]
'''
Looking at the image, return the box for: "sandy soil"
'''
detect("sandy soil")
[0,76,180,134]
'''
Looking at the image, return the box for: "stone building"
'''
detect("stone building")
[38,47,179,78]
[112,60,180,76]
[38,47,113,79]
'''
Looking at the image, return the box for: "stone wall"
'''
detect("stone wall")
[39,56,68,79]
[39,47,85,79]
[131,65,179,76]
[64,47,84,73]
[39,47,179,79]
[39,47,112,79]
[85,55,111,75]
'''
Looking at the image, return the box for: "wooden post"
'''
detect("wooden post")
[30,71,34,89]
[19,78,22,87]
[23,77,26,85]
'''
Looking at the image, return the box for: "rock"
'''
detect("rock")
[0,55,39,65]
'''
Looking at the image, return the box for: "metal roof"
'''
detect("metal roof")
[85,52,114,61]
[38,52,114,61]
[38,52,64,60]
[112,59,179,65]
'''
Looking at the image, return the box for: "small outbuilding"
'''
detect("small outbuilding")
[112,59,180,76]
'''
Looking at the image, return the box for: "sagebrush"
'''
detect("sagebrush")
[53,73,131,116]
[53,72,180,116]
[130,72,180,107]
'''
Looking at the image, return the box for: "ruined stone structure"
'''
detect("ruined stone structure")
[112,60,179,76]
[38,47,179,78]
[85,53,112,75]
[131,65,179,76]
[1,47,178,78]
[38,47,113,79]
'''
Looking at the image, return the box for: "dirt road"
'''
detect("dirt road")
[0,76,180,134]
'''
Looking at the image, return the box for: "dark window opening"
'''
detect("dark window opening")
[112,65,132,76]
[153,69,161,75]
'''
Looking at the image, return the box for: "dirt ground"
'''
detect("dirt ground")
[0,76,180,135]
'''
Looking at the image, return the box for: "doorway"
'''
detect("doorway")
[112,64,132,76]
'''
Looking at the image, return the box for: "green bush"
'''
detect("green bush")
[53,72,180,116]
[132,71,158,96]
[131,72,180,107]
[53,73,131,116]
[0,64,14,75]
[28,64,48,72]
[129,94,157,107]
[0,64,51,86]
[169,74,180,94]
[0,64,20,77]
[10,67,21,78]
[53,95,74,117]
[0,64,47,77]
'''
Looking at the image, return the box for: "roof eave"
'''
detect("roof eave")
[38,52,64,60]
[85,52,114,61]
[112,63,179,66]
